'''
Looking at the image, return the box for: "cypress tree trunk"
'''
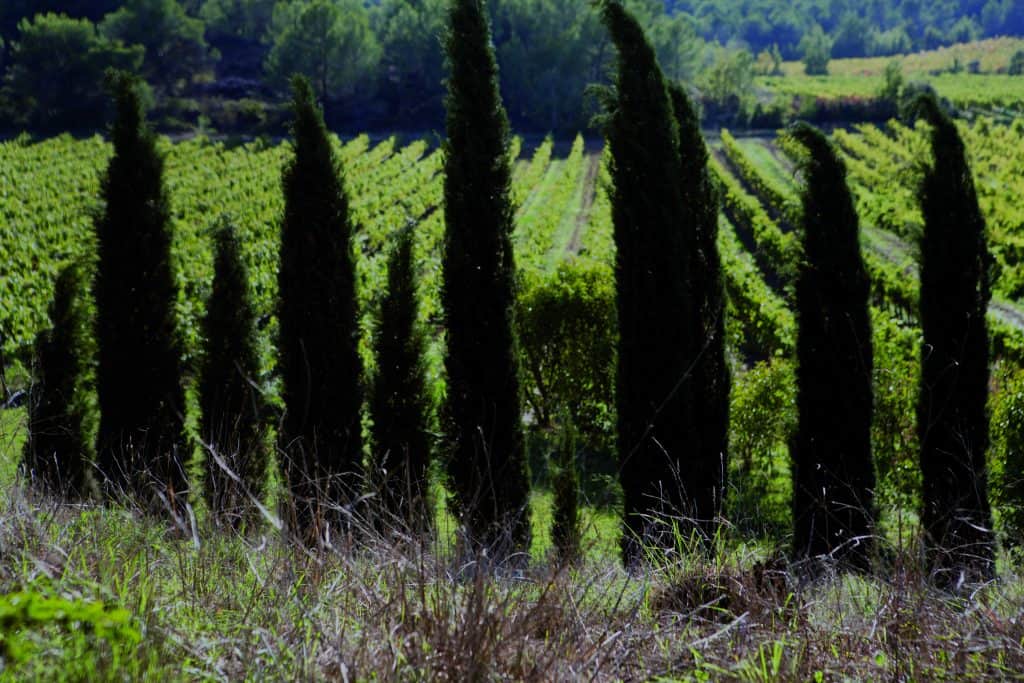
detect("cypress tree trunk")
[278,76,364,543]
[94,72,187,514]
[23,265,93,500]
[669,83,730,544]
[199,223,267,530]
[597,0,698,563]
[442,0,530,555]
[551,414,581,562]
[370,225,433,533]
[788,123,876,570]
[914,94,995,582]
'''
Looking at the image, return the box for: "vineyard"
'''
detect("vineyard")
[4,120,1024,515]
[3,119,1024,676]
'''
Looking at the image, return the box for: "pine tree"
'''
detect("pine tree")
[914,93,995,582]
[94,71,187,512]
[597,0,698,562]
[370,225,433,532]
[277,76,364,542]
[199,223,267,530]
[669,82,730,544]
[788,123,876,570]
[22,265,93,499]
[441,0,530,555]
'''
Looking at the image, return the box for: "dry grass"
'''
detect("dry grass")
[2,484,1024,681]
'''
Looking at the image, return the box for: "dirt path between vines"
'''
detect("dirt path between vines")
[567,153,601,255]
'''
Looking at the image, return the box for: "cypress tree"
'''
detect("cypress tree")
[551,415,581,562]
[22,265,93,499]
[597,0,698,562]
[278,76,364,542]
[788,123,876,570]
[441,0,530,554]
[199,223,267,530]
[914,94,995,581]
[94,71,187,512]
[370,225,432,532]
[668,82,731,543]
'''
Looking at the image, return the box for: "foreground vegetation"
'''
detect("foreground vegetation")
[5,2,1024,679]
[1,464,1024,680]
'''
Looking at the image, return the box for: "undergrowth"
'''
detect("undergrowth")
[2,410,1024,680]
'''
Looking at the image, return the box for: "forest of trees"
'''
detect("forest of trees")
[1,0,1023,132]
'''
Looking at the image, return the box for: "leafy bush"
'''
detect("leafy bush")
[728,359,795,536]
[517,260,615,453]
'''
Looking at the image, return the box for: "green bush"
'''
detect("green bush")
[728,359,795,536]
[991,362,1024,555]
[517,259,616,453]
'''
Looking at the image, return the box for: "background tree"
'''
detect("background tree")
[0,1,122,34]
[265,0,380,104]
[2,13,143,130]
[100,0,213,92]
[277,76,364,542]
[596,0,698,561]
[22,265,94,499]
[200,0,276,40]
[371,0,447,123]
[94,71,187,512]
[648,13,704,82]
[489,0,609,132]
[441,0,530,555]
[199,222,267,529]
[800,24,832,75]
[669,81,730,543]
[370,225,432,531]
[697,46,755,123]
[914,93,996,582]
[788,122,876,570]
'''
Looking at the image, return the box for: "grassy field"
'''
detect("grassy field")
[756,38,1024,117]
[777,37,1024,78]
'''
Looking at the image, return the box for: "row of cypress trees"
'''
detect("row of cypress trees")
[19,0,999,580]
[19,0,525,554]
[22,73,435,539]
[599,0,995,581]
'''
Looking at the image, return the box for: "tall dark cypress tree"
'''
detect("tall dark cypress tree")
[597,0,698,562]
[370,225,433,532]
[199,223,267,530]
[914,94,995,581]
[22,265,93,499]
[441,0,530,554]
[278,76,364,542]
[668,82,730,542]
[94,71,187,512]
[788,123,876,570]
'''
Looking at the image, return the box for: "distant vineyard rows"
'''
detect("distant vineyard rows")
[3,121,1024,382]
